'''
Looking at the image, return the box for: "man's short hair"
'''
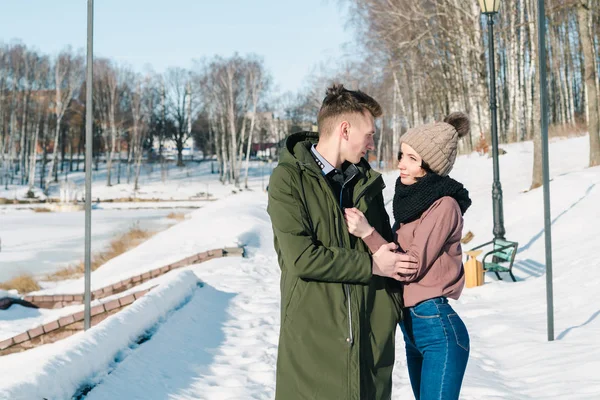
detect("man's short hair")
[317,84,382,136]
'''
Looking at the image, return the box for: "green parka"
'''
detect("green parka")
[267,132,402,400]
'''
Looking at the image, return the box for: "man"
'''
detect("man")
[267,84,415,399]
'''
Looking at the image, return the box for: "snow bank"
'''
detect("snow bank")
[0,270,199,400]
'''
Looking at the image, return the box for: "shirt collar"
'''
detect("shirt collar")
[310,144,337,176]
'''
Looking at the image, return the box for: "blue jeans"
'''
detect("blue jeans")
[400,297,470,400]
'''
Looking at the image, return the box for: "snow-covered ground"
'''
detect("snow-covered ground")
[0,208,195,282]
[0,160,274,281]
[1,135,599,399]
[0,160,275,202]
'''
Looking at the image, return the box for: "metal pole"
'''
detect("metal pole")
[84,0,94,331]
[537,0,554,342]
[487,13,506,241]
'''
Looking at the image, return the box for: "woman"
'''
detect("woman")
[345,112,472,400]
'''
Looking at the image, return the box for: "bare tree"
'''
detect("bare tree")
[131,74,153,191]
[198,55,256,185]
[46,48,83,194]
[341,0,595,170]
[3,44,25,188]
[164,67,197,167]
[221,57,244,185]
[93,59,124,186]
[28,56,51,190]
[243,57,271,188]
[577,0,600,166]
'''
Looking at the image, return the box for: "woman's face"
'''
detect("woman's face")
[397,142,427,185]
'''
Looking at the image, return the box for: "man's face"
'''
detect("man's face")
[343,111,376,164]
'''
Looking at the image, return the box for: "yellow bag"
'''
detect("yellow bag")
[464,250,484,288]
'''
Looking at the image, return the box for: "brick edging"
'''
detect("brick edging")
[23,246,244,309]
[0,286,154,356]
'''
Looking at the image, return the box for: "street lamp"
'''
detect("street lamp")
[479,0,506,240]
[478,0,501,13]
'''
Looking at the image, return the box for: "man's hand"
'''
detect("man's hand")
[372,242,418,280]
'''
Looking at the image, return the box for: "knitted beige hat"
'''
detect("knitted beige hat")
[399,112,470,176]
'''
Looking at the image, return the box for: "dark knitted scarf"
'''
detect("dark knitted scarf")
[393,173,472,226]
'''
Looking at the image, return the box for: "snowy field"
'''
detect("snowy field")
[0,208,195,282]
[0,159,275,202]
[0,160,274,281]
[0,136,599,399]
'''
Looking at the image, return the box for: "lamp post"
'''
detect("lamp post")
[536,0,554,342]
[479,0,506,240]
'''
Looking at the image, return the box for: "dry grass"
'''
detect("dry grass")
[32,207,52,213]
[45,265,82,281]
[548,121,588,139]
[461,231,475,245]
[102,197,165,203]
[44,225,156,282]
[0,198,46,205]
[0,274,41,293]
[500,122,588,144]
[474,134,490,155]
[0,224,158,290]
[167,212,186,221]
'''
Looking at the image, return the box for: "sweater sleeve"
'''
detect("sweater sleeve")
[362,229,390,254]
[399,197,462,283]
[267,166,373,284]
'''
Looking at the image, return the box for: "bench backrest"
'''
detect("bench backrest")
[493,239,517,262]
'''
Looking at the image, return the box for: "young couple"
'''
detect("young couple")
[267,84,472,400]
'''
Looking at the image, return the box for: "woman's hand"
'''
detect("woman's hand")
[344,208,375,238]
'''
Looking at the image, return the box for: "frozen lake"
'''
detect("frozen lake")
[0,207,195,282]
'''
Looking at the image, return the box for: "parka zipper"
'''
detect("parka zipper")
[339,172,358,347]
[297,161,383,347]
[345,284,353,345]
[333,213,353,346]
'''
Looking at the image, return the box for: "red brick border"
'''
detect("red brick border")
[0,285,157,355]
[23,247,244,309]
[0,246,244,355]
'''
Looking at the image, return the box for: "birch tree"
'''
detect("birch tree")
[28,56,51,190]
[45,48,83,194]
[243,58,270,188]
[93,59,122,186]
[577,0,600,166]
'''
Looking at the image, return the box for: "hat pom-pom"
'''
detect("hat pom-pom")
[444,112,470,138]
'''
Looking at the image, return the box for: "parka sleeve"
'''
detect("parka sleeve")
[267,166,373,284]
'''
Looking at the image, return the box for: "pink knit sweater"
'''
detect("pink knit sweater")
[363,196,465,307]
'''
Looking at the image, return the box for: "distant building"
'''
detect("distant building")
[252,142,278,159]
[151,136,198,160]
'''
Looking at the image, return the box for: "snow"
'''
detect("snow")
[0,208,192,282]
[0,290,18,299]
[25,191,266,297]
[0,302,81,342]
[0,160,275,203]
[0,160,275,282]
[0,270,200,400]
[1,135,599,399]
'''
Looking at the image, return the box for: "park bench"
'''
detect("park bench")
[469,238,519,282]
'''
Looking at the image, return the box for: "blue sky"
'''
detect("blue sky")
[0,0,356,93]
